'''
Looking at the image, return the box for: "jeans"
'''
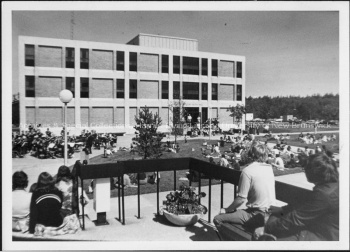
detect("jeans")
[214,208,269,241]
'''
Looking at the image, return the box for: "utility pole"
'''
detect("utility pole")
[70,11,75,40]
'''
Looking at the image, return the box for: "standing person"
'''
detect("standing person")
[256,153,339,241]
[213,142,276,240]
[29,172,63,234]
[85,133,95,154]
[12,171,32,232]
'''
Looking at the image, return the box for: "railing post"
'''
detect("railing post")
[157,171,160,215]
[118,176,121,221]
[122,174,125,225]
[208,178,211,223]
[220,180,224,208]
[198,172,201,205]
[81,177,85,230]
[137,173,140,219]
[234,185,237,198]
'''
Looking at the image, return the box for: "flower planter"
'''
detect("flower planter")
[162,210,201,226]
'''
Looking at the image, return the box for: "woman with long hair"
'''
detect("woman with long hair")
[55,166,74,218]
[29,172,63,234]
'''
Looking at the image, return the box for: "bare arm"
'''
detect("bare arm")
[224,196,246,213]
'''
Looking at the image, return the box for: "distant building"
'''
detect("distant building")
[18,34,245,134]
[283,115,293,121]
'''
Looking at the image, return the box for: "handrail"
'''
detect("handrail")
[73,158,313,231]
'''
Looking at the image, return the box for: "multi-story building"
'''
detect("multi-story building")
[18,34,245,134]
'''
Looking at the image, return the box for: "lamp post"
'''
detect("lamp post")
[59,89,73,166]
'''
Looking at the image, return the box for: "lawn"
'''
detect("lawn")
[256,133,339,153]
[251,122,339,134]
[81,138,304,199]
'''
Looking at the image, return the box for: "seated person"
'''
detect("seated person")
[29,172,63,234]
[256,153,339,241]
[219,154,230,168]
[331,134,336,141]
[285,154,299,168]
[12,171,32,233]
[303,146,310,156]
[272,153,285,170]
[266,154,274,165]
[299,132,304,139]
[214,142,275,240]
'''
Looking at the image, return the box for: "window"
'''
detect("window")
[25,45,35,66]
[116,79,125,98]
[212,59,218,76]
[117,51,125,71]
[202,83,208,100]
[80,78,89,98]
[173,81,180,99]
[129,52,137,72]
[162,55,169,73]
[183,57,199,75]
[237,85,242,101]
[183,82,199,100]
[212,83,218,100]
[66,77,75,97]
[201,58,208,76]
[66,48,75,68]
[129,79,137,99]
[173,56,180,74]
[80,49,89,69]
[162,81,169,99]
[237,61,242,78]
[25,76,35,97]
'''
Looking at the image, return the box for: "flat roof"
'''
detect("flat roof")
[127,33,198,44]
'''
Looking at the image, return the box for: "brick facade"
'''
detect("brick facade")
[36,77,62,97]
[218,60,235,78]
[219,84,234,101]
[90,78,113,98]
[37,107,63,126]
[37,46,62,68]
[91,50,113,70]
[139,53,159,72]
[138,80,159,99]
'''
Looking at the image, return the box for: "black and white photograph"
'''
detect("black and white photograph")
[2,1,349,250]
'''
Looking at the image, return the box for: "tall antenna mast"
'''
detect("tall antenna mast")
[70,11,75,40]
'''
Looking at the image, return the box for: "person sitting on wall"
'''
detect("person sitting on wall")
[213,142,276,240]
[255,153,339,241]
[29,172,63,234]
[12,171,32,233]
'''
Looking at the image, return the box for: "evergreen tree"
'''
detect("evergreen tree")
[134,106,165,159]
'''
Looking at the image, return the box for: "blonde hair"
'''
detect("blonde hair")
[247,141,268,162]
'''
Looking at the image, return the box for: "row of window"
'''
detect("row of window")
[25,44,242,78]
[25,76,242,101]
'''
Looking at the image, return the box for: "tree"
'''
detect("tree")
[227,104,246,128]
[134,106,165,159]
[168,97,187,144]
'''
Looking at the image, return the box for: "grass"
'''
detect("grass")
[253,123,339,134]
[82,139,305,199]
[256,133,339,153]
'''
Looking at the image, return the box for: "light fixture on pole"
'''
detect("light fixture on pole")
[59,89,73,166]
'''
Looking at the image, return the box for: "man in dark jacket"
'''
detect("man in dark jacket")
[256,153,339,241]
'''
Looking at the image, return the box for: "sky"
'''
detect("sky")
[11,10,339,98]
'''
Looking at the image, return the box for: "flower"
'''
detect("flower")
[162,184,207,215]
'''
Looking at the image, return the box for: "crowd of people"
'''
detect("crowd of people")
[213,141,339,241]
[299,132,337,145]
[12,125,119,159]
[12,166,89,236]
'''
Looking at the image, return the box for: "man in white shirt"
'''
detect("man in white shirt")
[272,153,285,170]
[219,154,229,168]
[214,142,276,240]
